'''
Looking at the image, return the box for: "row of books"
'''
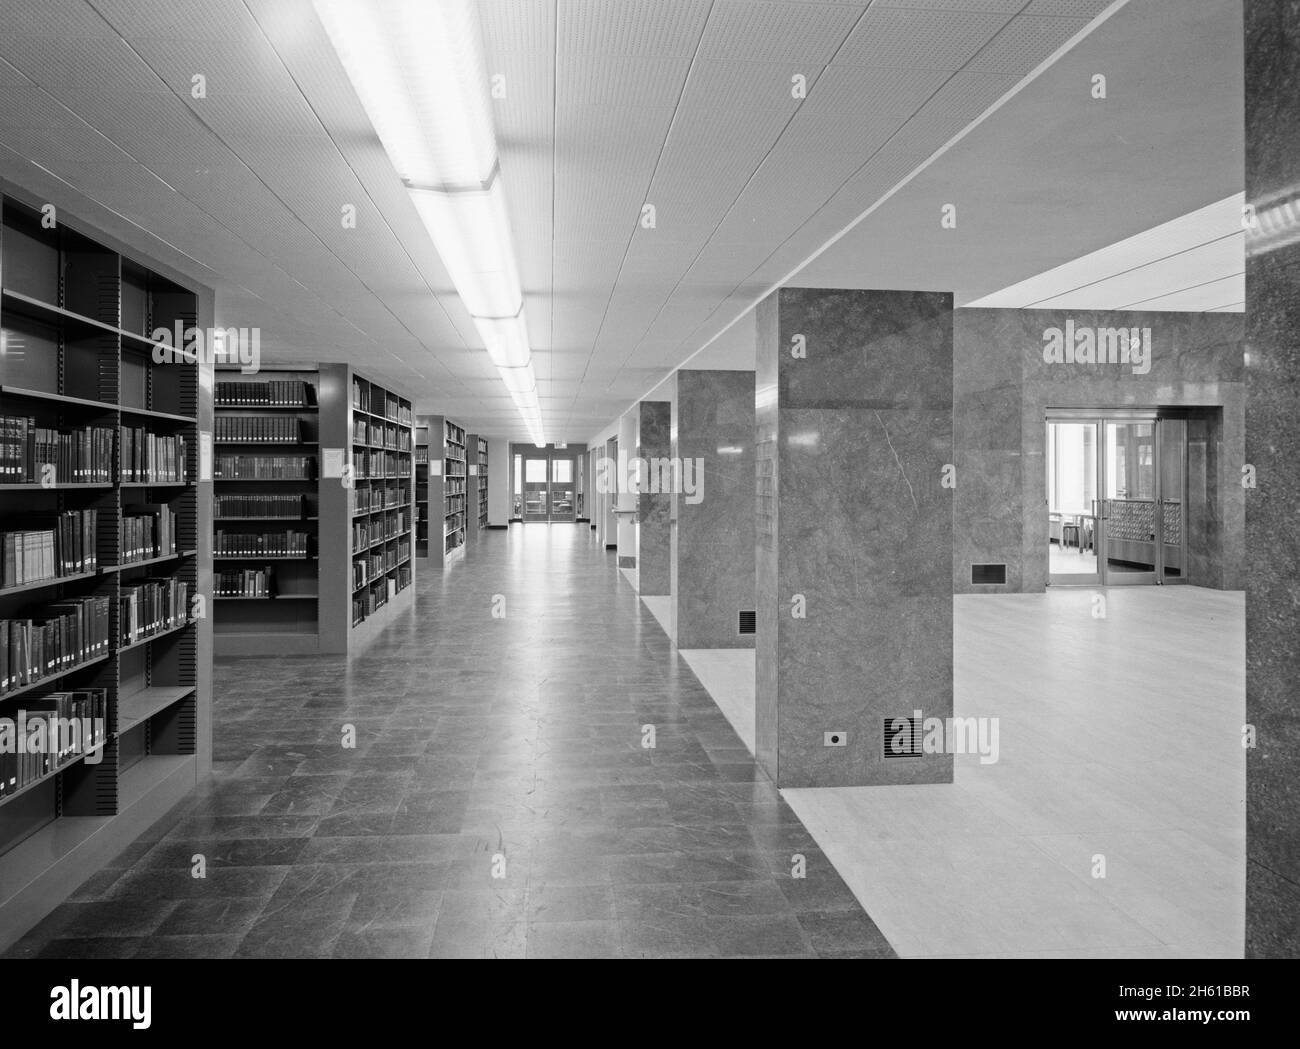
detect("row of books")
[445,421,465,446]
[216,566,276,598]
[214,530,311,557]
[0,690,108,799]
[445,479,466,496]
[445,462,466,478]
[120,427,187,483]
[120,578,189,646]
[0,418,115,484]
[1,595,112,694]
[214,494,311,520]
[415,448,429,464]
[214,416,302,444]
[351,559,369,591]
[446,493,467,512]
[353,449,406,479]
[1,510,99,587]
[352,485,407,514]
[215,380,315,408]
[351,420,412,451]
[214,455,314,480]
[121,505,177,564]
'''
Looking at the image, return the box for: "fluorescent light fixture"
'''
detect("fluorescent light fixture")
[474,311,531,369]
[315,0,545,444]
[410,183,522,318]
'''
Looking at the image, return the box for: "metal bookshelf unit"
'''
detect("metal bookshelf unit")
[345,372,415,644]
[0,191,212,949]
[212,367,320,656]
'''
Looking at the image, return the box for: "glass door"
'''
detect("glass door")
[1047,411,1187,586]
[1101,419,1159,585]
[1047,419,1101,586]
[523,456,549,521]
[550,457,575,522]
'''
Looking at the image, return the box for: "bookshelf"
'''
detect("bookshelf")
[415,423,430,558]
[417,415,468,568]
[212,368,319,656]
[476,436,489,533]
[0,191,211,950]
[444,419,467,559]
[334,368,414,648]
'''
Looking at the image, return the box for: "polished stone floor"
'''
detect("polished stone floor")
[5,524,891,959]
[789,588,1243,958]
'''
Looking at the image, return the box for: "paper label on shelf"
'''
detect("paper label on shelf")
[430,461,443,477]
[323,448,345,478]
[469,464,478,476]
[199,431,212,482]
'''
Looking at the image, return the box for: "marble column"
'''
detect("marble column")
[672,371,756,649]
[1245,0,1300,958]
[755,288,954,788]
[636,400,672,595]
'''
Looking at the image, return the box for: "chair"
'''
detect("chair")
[1061,517,1080,549]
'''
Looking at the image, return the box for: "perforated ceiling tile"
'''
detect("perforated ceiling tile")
[682,65,797,122]
[834,7,1012,69]
[191,89,325,143]
[53,90,237,170]
[1024,0,1116,16]
[3,0,120,37]
[132,32,293,98]
[0,56,31,86]
[0,33,167,93]
[966,15,1092,73]
[920,70,1021,118]
[807,64,949,119]
[698,0,862,64]
[558,0,711,58]
[555,104,677,170]
[776,103,907,160]
[3,124,137,168]
[91,0,255,41]
[0,86,96,130]
[871,0,1022,11]
[556,53,691,108]
[477,0,555,53]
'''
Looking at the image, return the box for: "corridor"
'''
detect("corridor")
[5,526,890,959]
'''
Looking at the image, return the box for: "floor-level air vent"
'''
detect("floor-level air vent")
[883,717,922,758]
[738,610,756,635]
[971,563,1007,585]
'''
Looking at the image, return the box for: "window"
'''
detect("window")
[552,459,573,483]
[525,458,547,482]
[513,454,522,494]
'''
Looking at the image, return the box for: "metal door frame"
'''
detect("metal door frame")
[1046,408,1187,587]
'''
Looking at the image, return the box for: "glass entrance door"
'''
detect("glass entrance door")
[1102,420,1159,585]
[523,456,549,521]
[1047,412,1188,586]
[550,458,575,522]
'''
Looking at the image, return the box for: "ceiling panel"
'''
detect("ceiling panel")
[834,7,1013,69]
[697,0,863,63]
[0,0,1238,444]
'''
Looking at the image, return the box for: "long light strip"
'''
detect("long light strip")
[314,0,545,445]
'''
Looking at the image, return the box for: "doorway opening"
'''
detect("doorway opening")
[1046,409,1188,586]
[512,444,580,524]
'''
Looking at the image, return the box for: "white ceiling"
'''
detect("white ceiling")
[0,0,1242,442]
[964,194,1245,311]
